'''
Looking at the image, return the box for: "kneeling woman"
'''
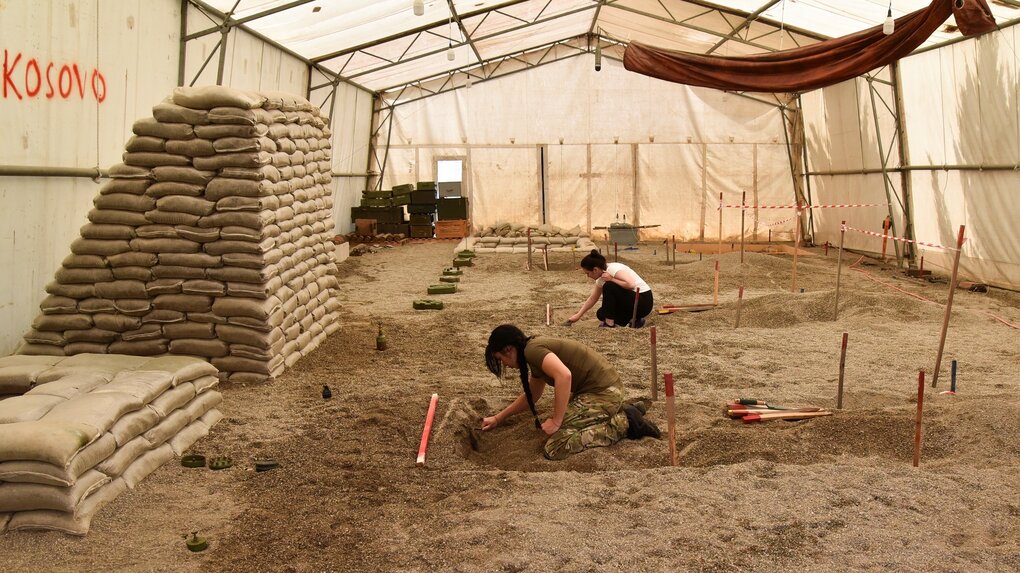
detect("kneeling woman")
[482,324,660,460]
[566,250,653,328]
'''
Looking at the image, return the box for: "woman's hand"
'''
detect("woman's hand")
[541,418,561,436]
[481,416,500,431]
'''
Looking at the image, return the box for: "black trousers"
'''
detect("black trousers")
[596,282,653,325]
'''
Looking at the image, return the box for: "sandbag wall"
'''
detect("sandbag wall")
[18,86,342,383]
[465,223,599,253]
[0,354,222,535]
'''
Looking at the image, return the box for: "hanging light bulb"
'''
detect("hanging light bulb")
[447,46,455,61]
[883,3,895,35]
[413,0,424,16]
[594,44,602,72]
[465,75,473,89]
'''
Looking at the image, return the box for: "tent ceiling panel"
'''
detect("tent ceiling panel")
[195,0,1020,99]
[472,10,594,57]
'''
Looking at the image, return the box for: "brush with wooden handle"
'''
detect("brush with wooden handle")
[741,410,832,423]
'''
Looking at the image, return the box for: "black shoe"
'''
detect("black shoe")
[626,399,650,415]
[623,404,661,440]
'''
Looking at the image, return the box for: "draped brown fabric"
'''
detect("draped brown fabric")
[623,0,997,93]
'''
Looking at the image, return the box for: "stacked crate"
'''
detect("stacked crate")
[436,196,470,238]
[408,182,437,238]
[356,189,409,236]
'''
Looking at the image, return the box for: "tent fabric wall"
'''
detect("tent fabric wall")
[0,0,375,355]
[374,57,796,240]
[0,0,182,356]
[804,26,1019,289]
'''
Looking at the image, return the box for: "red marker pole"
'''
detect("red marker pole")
[713,261,720,306]
[417,393,439,465]
[913,370,925,467]
[650,327,658,401]
[664,372,676,466]
[718,192,724,256]
[739,191,746,264]
[837,332,848,409]
[734,285,744,329]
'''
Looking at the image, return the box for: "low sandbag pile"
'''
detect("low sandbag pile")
[0,353,222,535]
[463,222,598,253]
[18,86,342,383]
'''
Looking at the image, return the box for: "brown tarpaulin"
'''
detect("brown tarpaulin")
[623,0,997,93]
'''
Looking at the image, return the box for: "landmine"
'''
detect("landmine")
[17,86,342,384]
[0,354,222,535]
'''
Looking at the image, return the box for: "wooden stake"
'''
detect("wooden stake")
[417,393,439,465]
[713,261,719,306]
[881,216,892,262]
[931,225,966,388]
[824,241,829,256]
[837,332,848,409]
[739,191,746,264]
[614,242,618,262]
[650,327,658,401]
[718,192,724,256]
[791,206,800,293]
[833,221,846,321]
[920,254,925,274]
[545,303,551,327]
[913,369,925,467]
[542,245,549,271]
[664,372,677,466]
[734,286,744,328]
[672,235,676,270]
[526,228,533,271]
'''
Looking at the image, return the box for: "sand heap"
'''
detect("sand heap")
[18,86,341,383]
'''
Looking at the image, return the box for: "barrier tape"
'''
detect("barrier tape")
[719,202,889,210]
[842,224,961,252]
[761,214,797,228]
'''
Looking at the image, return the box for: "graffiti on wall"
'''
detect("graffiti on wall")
[2,49,106,102]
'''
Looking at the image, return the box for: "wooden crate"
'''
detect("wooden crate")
[435,219,470,239]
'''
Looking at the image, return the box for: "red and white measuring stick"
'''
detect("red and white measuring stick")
[842,224,962,252]
[719,202,889,210]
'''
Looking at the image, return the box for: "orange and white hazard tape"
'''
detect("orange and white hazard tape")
[719,202,889,210]
[841,224,961,252]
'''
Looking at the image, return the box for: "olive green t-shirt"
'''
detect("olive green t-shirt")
[523,336,621,395]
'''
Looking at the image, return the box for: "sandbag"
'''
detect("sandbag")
[0,431,115,487]
[152,101,209,125]
[119,324,163,342]
[32,314,93,332]
[0,420,102,465]
[136,356,217,383]
[180,279,226,296]
[107,339,166,356]
[93,370,176,404]
[6,477,128,535]
[77,298,118,314]
[171,85,266,110]
[157,195,216,216]
[144,209,200,226]
[168,338,229,358]
[45,281,95,299]
[122,152,191,168]
[194,123,270,139]
[41,392,144,435]
[175,226,220,243]
[140,408,191,448]
[98,178,152,196]
[168,418,210,455]
[151,265,206,280]
[121,443,174,489]
[108,405,160,446]
[124,135,165,153]
[39,295,79,315]
[0,469,109,513]
[111,266,153,282]
[69,238,131,256]
[131,117,194,140]
[87,208,149,226]
[192,151,272,171]
[144,181,205,198]
[164,138,216,157]
[153,294,213,313]
[0,394,64,423]
[79,223,136,240]
[63,329,119,344]
[158,252,220,268]
[95,280,148,300]
[26,372,110,399]
[94,435,149,478]
[91,313,142,332]
[130,238,200,253]
[162,321,215,339]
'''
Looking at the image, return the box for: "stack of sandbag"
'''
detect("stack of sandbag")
[18,86,342,383]
[0,353,222,535]
[462,222,598,253]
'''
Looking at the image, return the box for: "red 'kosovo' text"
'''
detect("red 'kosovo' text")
[3,49,107,103]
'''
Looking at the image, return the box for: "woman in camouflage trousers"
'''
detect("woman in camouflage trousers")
[482,324,660,460]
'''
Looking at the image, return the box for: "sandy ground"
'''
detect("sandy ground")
[1,240,1019,572]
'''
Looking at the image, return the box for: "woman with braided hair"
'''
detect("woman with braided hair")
[482,324,660,460]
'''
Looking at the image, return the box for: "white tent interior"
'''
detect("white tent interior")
[1,0,1019,354]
